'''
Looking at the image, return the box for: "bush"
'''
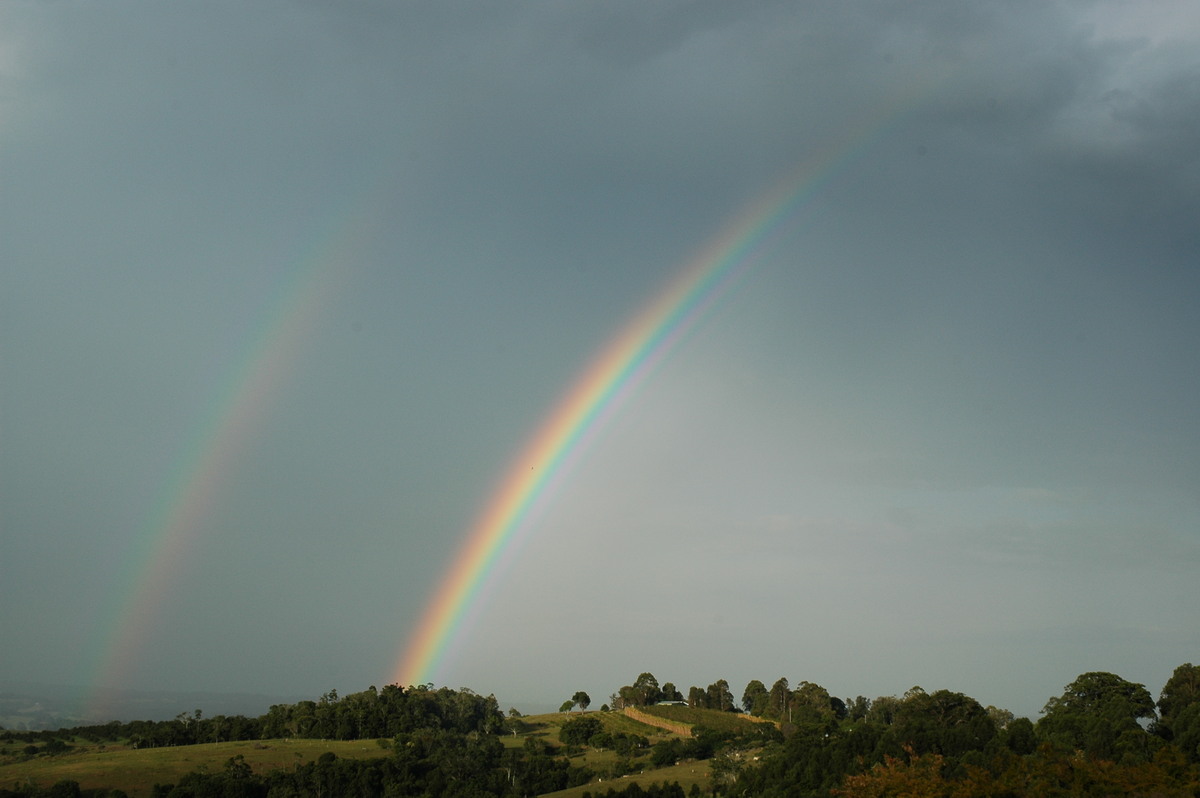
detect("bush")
[560,715,604,746]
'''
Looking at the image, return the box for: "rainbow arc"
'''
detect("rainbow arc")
[392,88,929,687]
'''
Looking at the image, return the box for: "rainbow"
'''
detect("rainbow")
[79,189,386,720]
[393,90,929,688]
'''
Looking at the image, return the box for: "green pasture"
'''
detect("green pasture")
[542,758,712,798]
[640,705,769,734]
[0,710,726,797]
[501,710,677,775]
[0,738,387,797]
[513,710,668,743]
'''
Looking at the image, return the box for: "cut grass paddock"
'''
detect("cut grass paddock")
[0,739,387,797]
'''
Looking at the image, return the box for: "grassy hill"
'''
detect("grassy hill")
[639,705,774,734]
[542,758,711,798]
[0,738,387,797]
[0,708,745,796]
[508,709,667,743]
[514,710,707,796]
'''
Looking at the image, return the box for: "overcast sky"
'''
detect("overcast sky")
[2,1,1198,722]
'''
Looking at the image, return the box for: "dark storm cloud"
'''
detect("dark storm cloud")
[1,0,1196,720]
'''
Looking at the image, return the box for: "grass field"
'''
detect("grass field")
[513,710,668,742]
[638,705,770,735]
[0,711,717,797]
[0,738,388,797]
[542,759,711,798]
[501,710,679,776]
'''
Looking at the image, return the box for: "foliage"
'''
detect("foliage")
[683,680,736,712]
[8,666,1200,797]
[560,715,605,746]
[0,739,396,797]
[766,678,789,721]
[884,687,997,758]
[659,684,684,703]
[1156,663,1200,763]
[1036,671,1158,762]
[1,685,504,751]
[741,681,769,716]
[617,674,663,709]
[580,781,687,798]
[831,745,1200,798]
[1158,663,1200,723]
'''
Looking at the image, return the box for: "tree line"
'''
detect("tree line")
[1,684,504,751]
[3,663,1198,797]
[740,665,1200,796]
[606,665,1200,795]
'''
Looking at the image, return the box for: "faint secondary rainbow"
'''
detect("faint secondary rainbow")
[394,90,931,688]
[79,187,386,720]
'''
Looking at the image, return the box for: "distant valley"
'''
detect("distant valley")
[0,683,306,731]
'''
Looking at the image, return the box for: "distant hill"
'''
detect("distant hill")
[0,682,306,731]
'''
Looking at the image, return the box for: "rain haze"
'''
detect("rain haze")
[2,1,1198,723]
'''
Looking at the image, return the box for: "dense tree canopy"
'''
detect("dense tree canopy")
[1037,671,1158,761]
[1157,663,1200,764]
[742,680,769,716]
[616,673,663,708]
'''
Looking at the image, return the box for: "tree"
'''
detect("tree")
[634,672,662,706]
[661,682,684,702]
[866,695,901,725]
[742,680,769,716]
[572,691,591,711]
[47,781,81,798]
[1159,664,1200,729]
[1158,664,1200,763]
[831,748,947,797]
[889,688,996,757]
[986,705,1015,731]
[559,714,603,746]
[1003,716,1037,755]
[615,673,663,708]
[1166,704,1200,764]
[847,695,871,722]
[791,681,835,723]
[767,678,789,720]
[1037,671,1157,761]
[707,679,735,712]
[559,700,575,713]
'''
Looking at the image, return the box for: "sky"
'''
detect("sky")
[1,1,1198,723]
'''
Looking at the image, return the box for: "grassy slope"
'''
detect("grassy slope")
[639,705,772,734]
[542,759,711,798]
[0,739,387,797]
[510,710,668,744]
[521,708,737,796]
[502,710,672,777]
[1,708,739,797]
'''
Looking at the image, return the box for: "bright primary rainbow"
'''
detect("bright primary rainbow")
[76,85,928,710]
[393,91,928,688]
